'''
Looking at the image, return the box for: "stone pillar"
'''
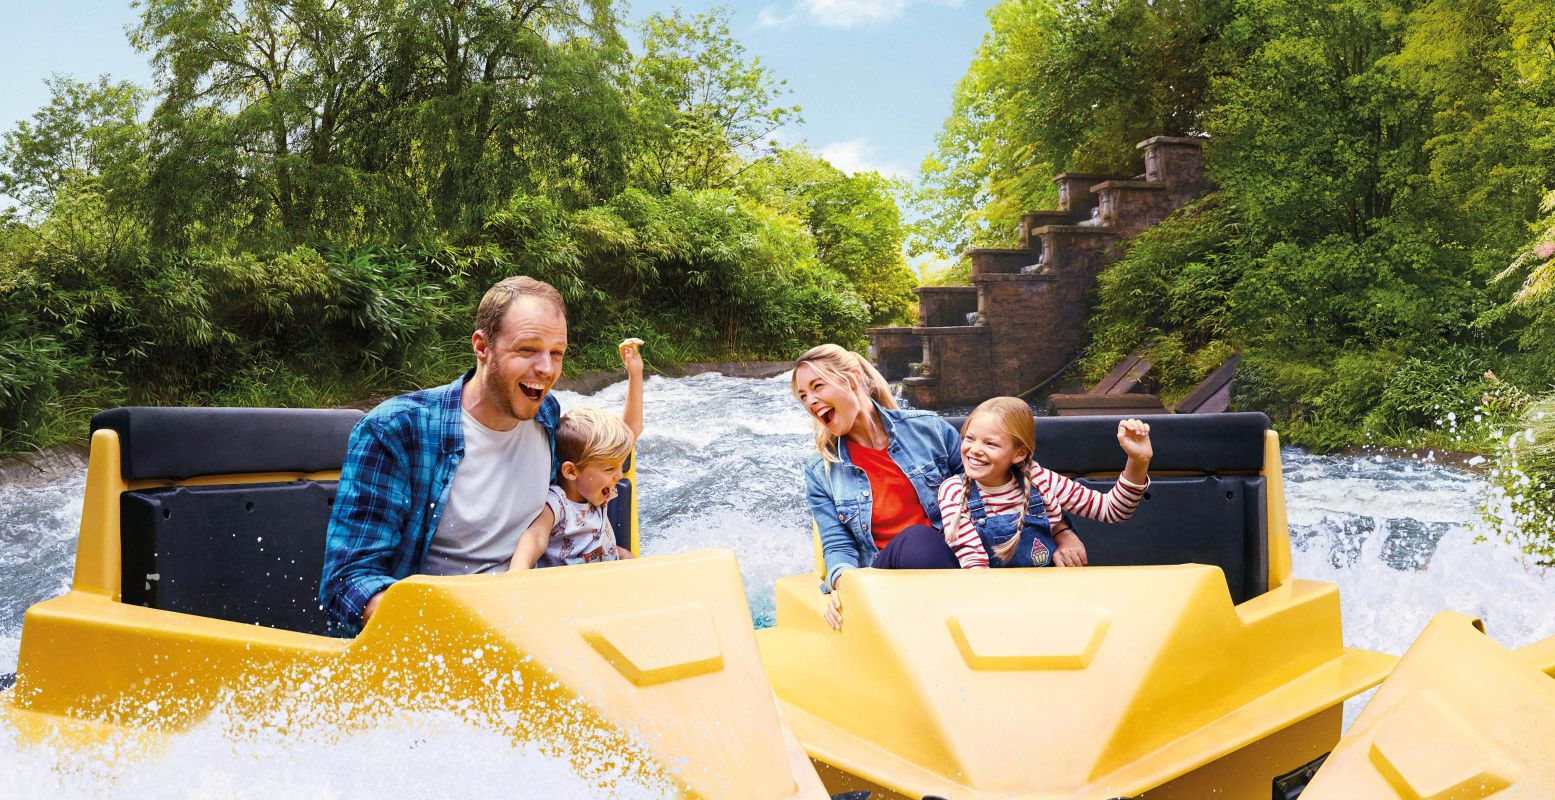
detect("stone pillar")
[971,273,1064,397]
[966,247,1039,279]
[903,327,992,408]
[868,327,922,382]
[915,286,980,327]
[1054,173,1125,214]
[1138,136,1211,207]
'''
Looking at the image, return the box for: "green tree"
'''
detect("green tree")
[738,148,917,326]
[628,9,799,193]
[914,0,1237,256]
[0,76,148,219]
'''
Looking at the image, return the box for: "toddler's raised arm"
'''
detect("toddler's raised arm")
[618,338,645,439]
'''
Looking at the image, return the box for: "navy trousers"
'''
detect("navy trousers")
[871,524,961,570]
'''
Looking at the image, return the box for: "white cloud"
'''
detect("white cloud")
[756,5,797,27]
[817,138,908,179]
[802,0,909,27]
[757,0,963,29]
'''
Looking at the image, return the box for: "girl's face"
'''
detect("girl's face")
[794,363,866,439]
[960,414,1030,486]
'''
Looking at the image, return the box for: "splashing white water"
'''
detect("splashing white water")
[4,372,1554,794]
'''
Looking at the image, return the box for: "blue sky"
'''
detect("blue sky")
[0,0,999,185]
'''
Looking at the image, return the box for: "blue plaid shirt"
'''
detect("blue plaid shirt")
[319,370,560,635]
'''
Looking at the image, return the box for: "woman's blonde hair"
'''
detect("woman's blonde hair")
[792,343,897,463]
[961,396,1037,465]
[554,407,634,470]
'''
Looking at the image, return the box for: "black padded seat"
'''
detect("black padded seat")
[96,406,636,634]
[941,412,1273,602]
[121,481,338,635]
[609,478,634,550]
[92,406,365,481]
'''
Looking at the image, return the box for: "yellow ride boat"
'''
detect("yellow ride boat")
[1301,611,1555,798]
[757,412,1398,799]
[7,406,1546,798]
[0,407,826,799]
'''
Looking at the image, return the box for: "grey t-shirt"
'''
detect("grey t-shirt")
[421,409,551,575]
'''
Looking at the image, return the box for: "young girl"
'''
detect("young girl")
[938,397,1153,569]
[511,339,644,569]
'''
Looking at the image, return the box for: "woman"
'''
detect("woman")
[792,344,963,630]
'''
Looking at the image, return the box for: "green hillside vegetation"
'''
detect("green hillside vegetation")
[0,2,918,456]
[920,0,1555,559]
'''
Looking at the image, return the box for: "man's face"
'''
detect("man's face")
[474,296,567,423]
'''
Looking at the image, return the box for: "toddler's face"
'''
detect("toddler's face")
[961,415,1029,486]
[567,458,626,507]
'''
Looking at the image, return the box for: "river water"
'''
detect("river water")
[3,372,1553,797]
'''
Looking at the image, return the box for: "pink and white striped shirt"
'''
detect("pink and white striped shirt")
[938,462,1148,569]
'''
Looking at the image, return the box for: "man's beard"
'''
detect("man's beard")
[485,357,538,421]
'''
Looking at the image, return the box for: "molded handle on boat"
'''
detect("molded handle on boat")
[582,604,725,686]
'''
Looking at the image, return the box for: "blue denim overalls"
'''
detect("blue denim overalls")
[965,477,1060,568]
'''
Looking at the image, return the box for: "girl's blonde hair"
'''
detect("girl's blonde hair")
[792,343,897,462]
[959,396,1039,562]
[961,396,1037,466]
[554,407,634,470]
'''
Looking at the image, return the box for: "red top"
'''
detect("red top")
[848,441,933,550]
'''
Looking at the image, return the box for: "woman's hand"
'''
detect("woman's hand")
[823,576,844,630]
[1053,527,1088,567]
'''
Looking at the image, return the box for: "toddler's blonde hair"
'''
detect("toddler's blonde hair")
[792,343,897,463]
[554,407,634,469]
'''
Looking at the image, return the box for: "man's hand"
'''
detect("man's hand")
[1116,418,1153,462]
[618,338,645,376]
[1053,527,1088,567]
[613,545,633,559]
[362,590,385,624]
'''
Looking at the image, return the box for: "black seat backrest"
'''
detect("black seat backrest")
[96,407,364,635]
[120,480,341,635]
[942,412,1271,603]
[96,406,638,634]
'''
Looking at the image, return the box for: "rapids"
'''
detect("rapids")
[3,372,1552,796]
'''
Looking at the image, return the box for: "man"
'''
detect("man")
[320,276,567,635]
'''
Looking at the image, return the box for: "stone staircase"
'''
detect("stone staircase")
[871,136,1212,409]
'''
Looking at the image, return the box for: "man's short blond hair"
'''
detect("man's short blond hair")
[476,276,566,339]
[555,407,634,468]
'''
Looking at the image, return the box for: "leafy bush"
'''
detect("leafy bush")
[1483,395,1555,566]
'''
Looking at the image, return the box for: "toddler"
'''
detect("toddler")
[511,339,644,568]
[939,396,1153,568]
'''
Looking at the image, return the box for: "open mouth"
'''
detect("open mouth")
[518,381,545,402]
[816,407,836,426]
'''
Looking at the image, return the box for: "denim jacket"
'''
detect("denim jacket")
[804,402,962,591]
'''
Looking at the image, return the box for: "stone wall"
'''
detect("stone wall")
[874,135,1210,409]
[869,327,922,382]
[903,327,992,408]
[915,286,980,327]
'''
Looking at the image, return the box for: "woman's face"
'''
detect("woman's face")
[794,363,866,439]
[960,413,1030,485]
